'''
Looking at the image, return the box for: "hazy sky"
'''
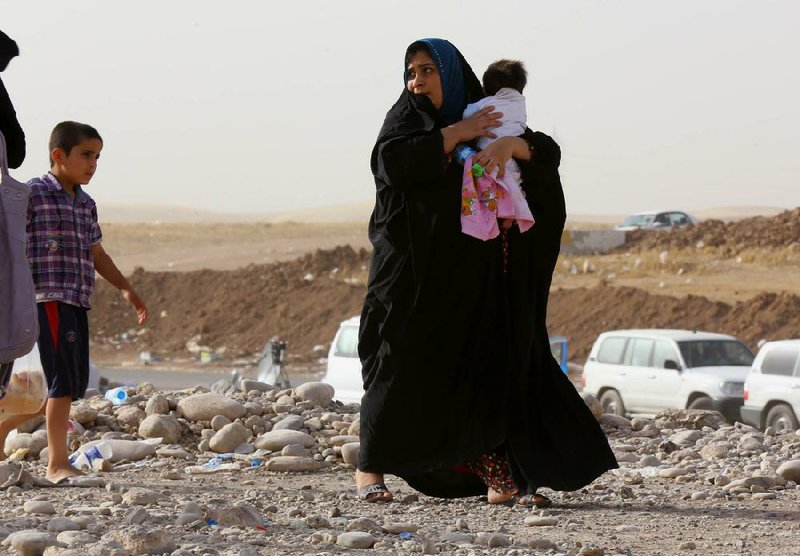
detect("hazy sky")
[2,1,798,216]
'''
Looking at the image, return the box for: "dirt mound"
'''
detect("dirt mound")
[621,208,800,252]
[91,246,800,366]
[549,285,800,361]
[91,246,371,361]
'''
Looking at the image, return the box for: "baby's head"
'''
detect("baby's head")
[482,59,527,96]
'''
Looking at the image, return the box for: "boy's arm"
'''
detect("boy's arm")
[91,244,148,325]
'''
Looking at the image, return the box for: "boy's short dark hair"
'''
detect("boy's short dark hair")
[48,121,103,166]
[482,59,527,96]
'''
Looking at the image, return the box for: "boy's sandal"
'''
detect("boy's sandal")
[516,493,552,508]
[356,482,394,503]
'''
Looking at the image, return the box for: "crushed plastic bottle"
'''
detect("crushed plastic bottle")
[104,387,128,406]
[184,461,241,474]
[69,442,113,470]
[205,457,223,469]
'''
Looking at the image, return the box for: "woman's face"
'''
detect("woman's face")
[406,50,443,109]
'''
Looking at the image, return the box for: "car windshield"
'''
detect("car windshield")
[621,214,654,227]
[678,340,754,368]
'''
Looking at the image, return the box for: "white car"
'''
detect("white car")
[614,210,698,232]
[322,316,362,404]
[582,329,754,422]
[740,340,800,431]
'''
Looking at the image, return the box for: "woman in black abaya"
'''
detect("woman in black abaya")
[356,38,617,506]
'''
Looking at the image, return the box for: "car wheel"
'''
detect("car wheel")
[687,396,713,411]
[599,390,626,417]
[765,404,799,432]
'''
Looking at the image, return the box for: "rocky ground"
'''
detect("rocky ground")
[2,380,800,556]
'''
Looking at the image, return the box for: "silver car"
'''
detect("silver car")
[615,210,698,232]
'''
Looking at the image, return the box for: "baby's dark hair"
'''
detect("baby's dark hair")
[482,59,527,96]
[49,121,103,166]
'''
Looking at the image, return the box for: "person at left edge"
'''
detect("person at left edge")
[0,121,148,483]
[0,29,24,168]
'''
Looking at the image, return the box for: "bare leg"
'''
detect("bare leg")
[45,396,83,482]
[0,403,46,460]
[355,469,393,501]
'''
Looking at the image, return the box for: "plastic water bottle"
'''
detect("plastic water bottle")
[104,387,128,405]
[69,442,113,470]
[454,144,484,177]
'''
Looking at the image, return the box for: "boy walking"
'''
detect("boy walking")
[0,121,147,482]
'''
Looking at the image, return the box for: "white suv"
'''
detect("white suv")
[741,340,800,431]
[583,329,754,422]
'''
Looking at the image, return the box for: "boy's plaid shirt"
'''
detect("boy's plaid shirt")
[26,173,103,309]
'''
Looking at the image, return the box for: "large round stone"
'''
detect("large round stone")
[23,500,56,515]
[777,459,800,483]
[341,442,360,466]
[2,530,59,555]
[670,430,702,446]
[337,532,375,549]
[177,393,246,422]
[254,429,315,451]
[145,394,170,416]
[273,415,304,431]
[138,414,182,443]
[110,526,176,555]
[116,406,147,428]
[264,456,321,472]
[210,422,250,454]
[295,382,335,407]
[69,403,98,425]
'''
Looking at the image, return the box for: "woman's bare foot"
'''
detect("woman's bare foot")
[46,464,84,484]
[355,469,393,502]
[487,487,514,505]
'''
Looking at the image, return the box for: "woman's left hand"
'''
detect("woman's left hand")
[473,137,531,178]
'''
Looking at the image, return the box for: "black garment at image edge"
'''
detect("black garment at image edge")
[357,46,617,498]
[0,29,25,169]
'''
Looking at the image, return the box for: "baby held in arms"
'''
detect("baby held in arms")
[460,59,534,240]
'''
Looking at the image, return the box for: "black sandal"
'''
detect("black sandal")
[356,482,394,503]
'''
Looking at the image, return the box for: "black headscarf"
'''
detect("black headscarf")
[0,29,25,169]
[0,31,19,72]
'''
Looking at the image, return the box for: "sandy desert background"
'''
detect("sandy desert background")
[89,204,800,372]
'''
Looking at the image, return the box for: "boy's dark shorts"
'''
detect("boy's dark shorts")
[37,301,89,400]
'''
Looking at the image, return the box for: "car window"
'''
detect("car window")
[678,340,754,368]
[653,213,670,225]
[761,348,800,377]
[669,212,688,226]
[621,214,654,227]
[625,339,654,367]
[333,326,359,358]
[597,337,627,364]
[653,341,680,368]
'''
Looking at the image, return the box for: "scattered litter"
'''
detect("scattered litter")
[104,387,129,406]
